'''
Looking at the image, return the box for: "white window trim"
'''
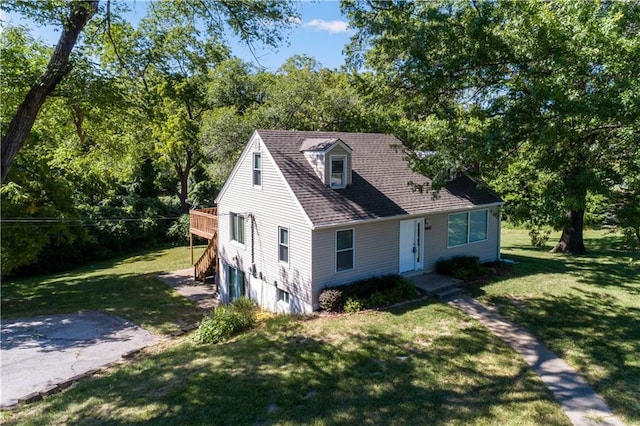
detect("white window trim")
[447,209,488,248]
[230,213,245,247]
[277,288,290,304]
[278,226,289,265]
[329,154,347,189]
[252,152,262,188]
[335,228,355,272]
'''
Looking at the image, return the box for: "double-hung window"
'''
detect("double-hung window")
[447,210,488,247]
[278,226,289,263]
[330,155,347,188]
[231,213,245,244]
[252,152,262,187]
[336,229,354,271]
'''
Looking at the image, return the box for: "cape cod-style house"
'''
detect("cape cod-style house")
[191,129,503,314]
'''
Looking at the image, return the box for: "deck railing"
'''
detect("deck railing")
[189,207,217,240]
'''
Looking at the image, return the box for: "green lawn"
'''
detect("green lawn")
[2,229,637,425]
[0,245,205,334]
[471,229,640,425]
[2,301,568,425]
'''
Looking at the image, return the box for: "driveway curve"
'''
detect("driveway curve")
[1,311,160,409]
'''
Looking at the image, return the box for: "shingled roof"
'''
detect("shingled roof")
[257,129,503,227]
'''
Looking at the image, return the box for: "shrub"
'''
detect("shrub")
[318,289,344,312]
[367,291,388,307]
[436,256,481,281]
[529,228,551,247]
[194,297,256,344]
[321,274,418,312]
[344,297,364,313]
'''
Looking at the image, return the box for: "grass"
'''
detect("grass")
[468,228,640,425]
[2,301,569,425]
[1,245,206,335]
[2,229,637,425]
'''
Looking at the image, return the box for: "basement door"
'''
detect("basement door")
[399,219,424,273]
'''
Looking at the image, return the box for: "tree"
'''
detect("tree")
[343,0,640,254]
[1,0,298,183]
[1,0,98,183]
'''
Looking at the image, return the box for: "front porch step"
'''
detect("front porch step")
[408,273,465,300]
[436,287,465,301]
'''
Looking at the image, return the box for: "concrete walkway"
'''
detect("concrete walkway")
[449,296,624,426]
[158,268,219,311]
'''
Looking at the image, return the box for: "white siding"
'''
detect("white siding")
[311,220,399,307]
[217,134,313,314]
[310,207,501,309]
[303,151,325,182]
[423,207,501,271]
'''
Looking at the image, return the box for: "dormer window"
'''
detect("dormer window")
[300,138,352,189]
[330,155,347,189]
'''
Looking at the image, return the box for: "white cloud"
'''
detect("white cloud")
[287,15,302,26]
[304,19,351,34]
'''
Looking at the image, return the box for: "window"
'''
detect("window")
[448,213,468,247]
[277,288,290,303]
[278,226,289,263]
[448,210,488,247]
[252,152,262,187]
[228,266,245,301]
[231,213,245,244]
[336,229,354,271]
[469,210,488,243]
[330,155,347,188]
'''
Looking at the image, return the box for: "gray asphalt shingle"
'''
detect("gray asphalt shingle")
[258,130,502,226]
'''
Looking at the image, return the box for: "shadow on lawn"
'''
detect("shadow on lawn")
[484,290,640,424]
[497,250,640,295]
[4,309,568,425]
[0,271,202,335]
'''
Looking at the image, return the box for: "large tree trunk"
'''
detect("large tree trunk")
[0,0,98,183]
[551,209,587,255]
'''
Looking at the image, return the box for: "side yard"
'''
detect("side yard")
[470,229,640,425]
[0,246,204,335]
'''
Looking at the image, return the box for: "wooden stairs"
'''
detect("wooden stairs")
[190,208,218,283]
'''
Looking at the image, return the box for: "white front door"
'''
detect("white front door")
[399,219,424,273]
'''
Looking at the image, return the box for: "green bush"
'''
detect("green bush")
[194,297,256,344]
[318,289,344,312]
[344,297,364,313]
[367,291,388,307]
[435,256,482,281]
[320,274,418,312]
[529,228,551,247]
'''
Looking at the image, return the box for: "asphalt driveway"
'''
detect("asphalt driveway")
[1,311,160,409]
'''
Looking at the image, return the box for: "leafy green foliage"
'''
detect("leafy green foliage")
[194,297,257,344]
[435,256,482,282]
[343,297,363,313]
[528,228,552,248]
[344,0,640,253]
[320,274,418,312]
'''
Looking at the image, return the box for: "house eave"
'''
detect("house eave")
[310,201,504,230]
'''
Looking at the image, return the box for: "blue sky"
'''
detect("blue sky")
[1,1,354,71]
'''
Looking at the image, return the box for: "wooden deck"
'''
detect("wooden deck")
[190,207,217,240]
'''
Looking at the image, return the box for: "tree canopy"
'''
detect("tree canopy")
[343,0,640,254]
